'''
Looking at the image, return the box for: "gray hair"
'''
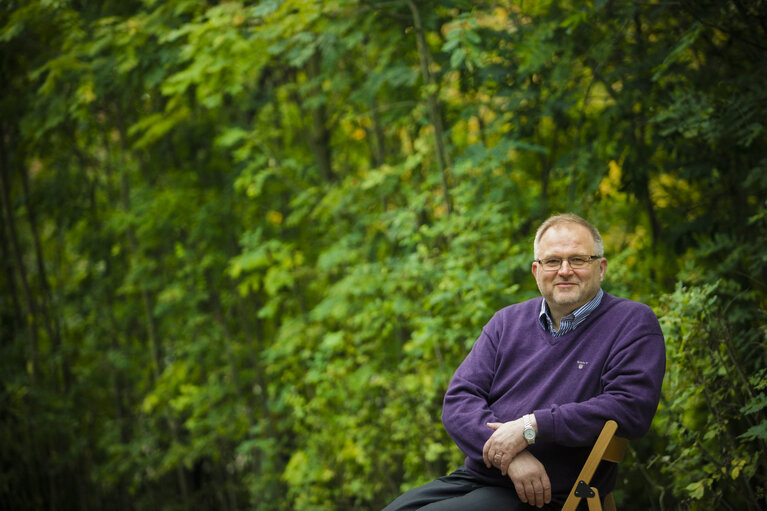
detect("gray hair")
[533,213,604,259]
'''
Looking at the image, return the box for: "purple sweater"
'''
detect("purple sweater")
[442,292,666,498]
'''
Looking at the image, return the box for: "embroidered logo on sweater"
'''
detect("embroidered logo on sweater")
[577,360,589,369]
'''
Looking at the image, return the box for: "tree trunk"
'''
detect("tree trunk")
[19,152,69,390]
[113,103,190,507]
[407,0,453,215]
[0,172,23,341]
[0,124,39,380]
[305,51,336,183]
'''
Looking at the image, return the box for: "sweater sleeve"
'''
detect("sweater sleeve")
[441,323,502,463]
[534,304,666,445]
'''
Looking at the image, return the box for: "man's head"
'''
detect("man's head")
[531,214,607,321]
[533,213,604,260]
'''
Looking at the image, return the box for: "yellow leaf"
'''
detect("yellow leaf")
[266,210,283,225]
[599,160,622,196]
[731,458,746,479]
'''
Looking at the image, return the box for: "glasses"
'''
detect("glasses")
[535,255,602,272]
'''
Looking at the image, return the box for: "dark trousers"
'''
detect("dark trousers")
[381,466,566,511]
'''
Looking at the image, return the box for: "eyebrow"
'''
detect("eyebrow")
[539,253,591,259]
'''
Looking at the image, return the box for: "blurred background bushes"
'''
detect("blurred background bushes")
[1,1,765,509]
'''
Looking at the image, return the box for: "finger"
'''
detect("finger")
[500,454,511,476]
[492,451,504,471]
[542,474,552,504]
[523,481,535,507]
[531,479,545,508]
[486,422,502,430]
[484,441,498,468]
[514,482,527,503]
[482,439,491,467]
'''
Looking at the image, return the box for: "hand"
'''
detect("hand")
[507,450,552,508]
[482,419,527,475]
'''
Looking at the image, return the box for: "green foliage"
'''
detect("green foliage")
[654,281,766,509]
[1,0,766,510]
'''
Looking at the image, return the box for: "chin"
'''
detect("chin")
[550,293,583,308]
[552,289,580,301]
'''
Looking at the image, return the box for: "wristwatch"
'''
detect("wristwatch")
[523,414,536,445]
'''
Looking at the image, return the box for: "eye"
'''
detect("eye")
[543,258,561,268]
[570,257,588,266]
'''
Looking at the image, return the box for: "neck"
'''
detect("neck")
[547,303,573,329]
[546,290,603,331]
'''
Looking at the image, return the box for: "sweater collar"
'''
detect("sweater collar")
[538,288,604,337]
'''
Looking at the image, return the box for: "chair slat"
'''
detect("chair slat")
[561,420,628,511]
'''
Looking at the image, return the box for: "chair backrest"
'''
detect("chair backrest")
[602,434,628,464]
[562,420,628,511]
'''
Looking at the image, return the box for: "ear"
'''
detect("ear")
[599,258,607,281]
[531,261,538,277]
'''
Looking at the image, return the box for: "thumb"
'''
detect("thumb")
[486,422,502,430]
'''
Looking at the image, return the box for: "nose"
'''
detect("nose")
[557,260,575,275]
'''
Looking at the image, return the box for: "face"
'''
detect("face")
[531,223,607,320]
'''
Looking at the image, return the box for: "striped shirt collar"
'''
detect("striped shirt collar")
[538,288,604,337]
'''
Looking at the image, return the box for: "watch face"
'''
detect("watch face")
[524,429,535,440]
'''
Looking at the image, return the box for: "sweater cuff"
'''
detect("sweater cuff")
[533,409,554,442]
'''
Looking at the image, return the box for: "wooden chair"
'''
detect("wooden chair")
[562,420,628,511]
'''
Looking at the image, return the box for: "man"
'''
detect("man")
[382,213,666,510]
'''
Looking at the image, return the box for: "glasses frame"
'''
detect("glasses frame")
[534,255,602,272]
